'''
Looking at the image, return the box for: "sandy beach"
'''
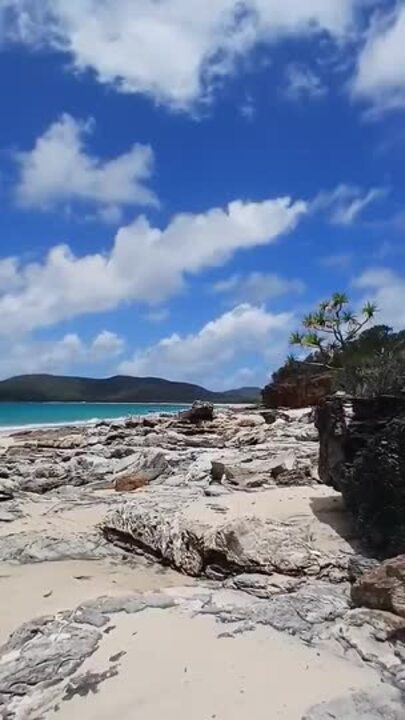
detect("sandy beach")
[0,407,403,719]
[47,607,382,720]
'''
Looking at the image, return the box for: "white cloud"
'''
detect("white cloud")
[284,64,327,100]
[0,330,124,378]
[353,5,405,113]
[91,330,125,359]
[212,271,305,303]
[0,195,306,336]
[355,267,405,328]
[1,0,361,108]
[0,258,22,292]
[119,303,292,387]
[313,184,387,225]
[15,114,157,215]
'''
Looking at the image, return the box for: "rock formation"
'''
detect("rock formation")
[262,372,333,409]
[0,404,404,718]
[352,555,405,618]
[316,395,405,556]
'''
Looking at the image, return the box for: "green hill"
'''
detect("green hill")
[0,374,261,404]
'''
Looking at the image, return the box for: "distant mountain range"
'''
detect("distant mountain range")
[0,374,261,404]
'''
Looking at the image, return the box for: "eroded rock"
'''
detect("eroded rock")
[316,396,405,556]
[351,555,405,618]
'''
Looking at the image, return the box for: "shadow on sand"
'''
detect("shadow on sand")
[310,493,363,553]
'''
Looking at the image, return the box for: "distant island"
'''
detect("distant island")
[0,374,261,404]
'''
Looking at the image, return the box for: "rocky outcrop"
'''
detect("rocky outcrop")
[179,400,214,423]
[262,373,333,409]
[316,396,405,556]
[352,556,405,618]
[103,484,357,580]
[1,406,405,718]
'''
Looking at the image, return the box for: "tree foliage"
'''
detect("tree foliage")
[339,325,405,397]
[290,293,377,368]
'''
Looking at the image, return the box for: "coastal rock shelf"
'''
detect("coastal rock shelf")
[0,406,404,719]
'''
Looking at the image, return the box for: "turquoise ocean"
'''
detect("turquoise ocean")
[0,403,188,430]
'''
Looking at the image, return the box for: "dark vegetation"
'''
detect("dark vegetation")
[280,293,405,398]
[0,374,261,404]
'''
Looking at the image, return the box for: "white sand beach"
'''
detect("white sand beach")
[0,408,403,719]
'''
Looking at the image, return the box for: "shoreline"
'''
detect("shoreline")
[0,403,253,435]
[0,414,174,436]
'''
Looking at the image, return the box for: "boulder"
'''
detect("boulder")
[316,396,405,556]
[236,414,266,428]
[260,410,278,425]
[351,555,405,618]
[210,452,305,489]
[210,460,267,489]
[114,450,168,492]
[114,473,150,491]
[179,401,214,424]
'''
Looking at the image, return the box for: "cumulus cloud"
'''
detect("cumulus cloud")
[0,330,124,378]
[313,184,387,225]
[1,0,362,108]
[0,258,22,292]
[355,267,405,328]
[0,195,306,336]
[15,114,157,215]
[119,303,292,387]
[353,5,405,113]
[284,64,327,101]
[212,271,305,304]
[90,330,125,359]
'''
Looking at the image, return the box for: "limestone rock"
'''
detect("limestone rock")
[179,401,214,424]
[103,485,356,580]
[348,555,380,582]
[0,530,124,563]
[0,615,100,700]
[114,474,150,491]
[236,414,266,428]
[330,607,405,684]
[351,556,405,618]
[114,449,168,491]
[302,689,405,720]
[226,572,303,598]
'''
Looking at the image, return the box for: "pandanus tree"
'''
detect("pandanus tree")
[289,293,377,369]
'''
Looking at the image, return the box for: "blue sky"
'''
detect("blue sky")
[0,0,404,389]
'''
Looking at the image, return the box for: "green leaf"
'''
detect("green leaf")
[302,314,315,329]
[343,311,356,324]
[332,292,349,307]
[312,311,326,327]
[289,331,303,345]
[362,301,378,319]
[302,332,322,348]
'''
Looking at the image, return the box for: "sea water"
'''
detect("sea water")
[0,402,188,430]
